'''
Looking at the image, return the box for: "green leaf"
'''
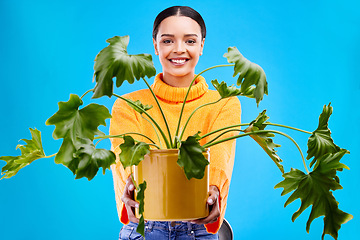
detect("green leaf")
[211,79,245,98]
[244,110,284,173]
[223,47,268,106]
[46,94,110,140]
[178,132,209,180]
[125,98,153,114]
[307,103,341,167]
[54,135,78,173]
[46,94,112,178]
[92,35,156,98]
[73,138,116,180]
[1,128,46,179]
[248,110,270,130]
[119,135,150,169]
[275,149,352,240]
[136,180,147,237]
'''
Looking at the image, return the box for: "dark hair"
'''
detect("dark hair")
[153,6,206,40]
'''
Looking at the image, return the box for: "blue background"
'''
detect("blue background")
[0,0,359,239]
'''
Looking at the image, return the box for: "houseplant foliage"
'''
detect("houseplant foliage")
[0,35,352,239]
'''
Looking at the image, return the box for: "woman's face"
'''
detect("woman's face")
[153,16,205,86]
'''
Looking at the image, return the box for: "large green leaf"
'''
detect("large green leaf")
[46,94,112,179]
[244,110,284,173]
[73,138,116,180]
[307,103,341,167]
[275,149,352,240]
[178,132,209,180]
[1,128,46,179]
[136,181,147,237]
[211,79,248,98]
[119,135,150,169]
[223,47,268,106]
[92,35,156,98]
[125,98,153,114]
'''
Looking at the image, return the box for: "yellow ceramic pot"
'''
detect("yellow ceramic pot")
[134,149,209,221]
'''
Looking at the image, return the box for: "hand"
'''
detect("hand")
[190,185,220,225]
[121,176,140,223]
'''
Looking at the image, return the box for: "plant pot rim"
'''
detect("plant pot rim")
[148,148,210,154]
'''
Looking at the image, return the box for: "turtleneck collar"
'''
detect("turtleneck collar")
[151,73,208,103]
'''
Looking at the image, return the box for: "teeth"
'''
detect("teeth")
[172,59,186,64]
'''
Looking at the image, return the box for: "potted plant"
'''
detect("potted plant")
[0,35,352,239]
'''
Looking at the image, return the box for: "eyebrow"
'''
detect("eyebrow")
[160,33,199,38]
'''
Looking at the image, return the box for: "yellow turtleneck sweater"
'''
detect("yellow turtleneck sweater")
[110,73,241,233]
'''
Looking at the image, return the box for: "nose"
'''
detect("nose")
[173,41,186,54]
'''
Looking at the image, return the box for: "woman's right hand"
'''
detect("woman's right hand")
[121,176,140,223]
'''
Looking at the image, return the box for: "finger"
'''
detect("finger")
[191,204,220,225]
[192,216,219,225]
[207,195,217,205]
[191,216,218,225]
[125,203,139,223]
[125,177,135,194]
[207,189,219,206]
[209,185,220,195]
[192,209,220,225]
[192,213,219,224]
[127,183,135,195]
[122,176,140,223]
[192,195,220,225]
[121,196,139,209]
[122,193,140,223]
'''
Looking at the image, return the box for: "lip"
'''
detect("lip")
[168,57,190,66]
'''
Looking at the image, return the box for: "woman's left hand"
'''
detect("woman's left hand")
[190,185,220,225]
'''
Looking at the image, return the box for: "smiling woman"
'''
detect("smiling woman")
[110,5,241,240]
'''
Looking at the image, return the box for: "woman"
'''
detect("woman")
[110,6,241,239]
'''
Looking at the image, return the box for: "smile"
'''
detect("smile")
[169,58,189,65]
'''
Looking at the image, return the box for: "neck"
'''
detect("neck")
[162,72,195,87]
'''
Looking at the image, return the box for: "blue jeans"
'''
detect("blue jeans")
[119,221,219,240]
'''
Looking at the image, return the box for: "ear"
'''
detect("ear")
[153,38,159,55]
[200,38,205,56]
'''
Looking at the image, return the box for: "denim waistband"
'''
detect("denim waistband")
[138,221,206,232]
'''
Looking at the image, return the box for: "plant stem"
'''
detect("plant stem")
[205,129,243,145]
[179,98,222,141]
[147,143,161,149]
[199,123,250,140]
[142,77,173,146]
[80,89,94,99]
[141,115,163,149]
[141,114,163,149]
[112,93,171,149]
[94,133,157,144]
[174,64,235,144]
[94,133,160,149]
[265,122,312,134]
[203,129,310,174]
[43,153,57,158]
[130,172,139,191]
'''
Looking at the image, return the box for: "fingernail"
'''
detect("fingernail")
[208,198,214,204]
[129,184,134,191]
[135,203,139,208]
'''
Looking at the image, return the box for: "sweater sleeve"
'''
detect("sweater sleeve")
[204,96,241,233]
[109,97,142,225]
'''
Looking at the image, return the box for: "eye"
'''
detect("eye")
[186,39,196,44]
[162,39,173,44]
